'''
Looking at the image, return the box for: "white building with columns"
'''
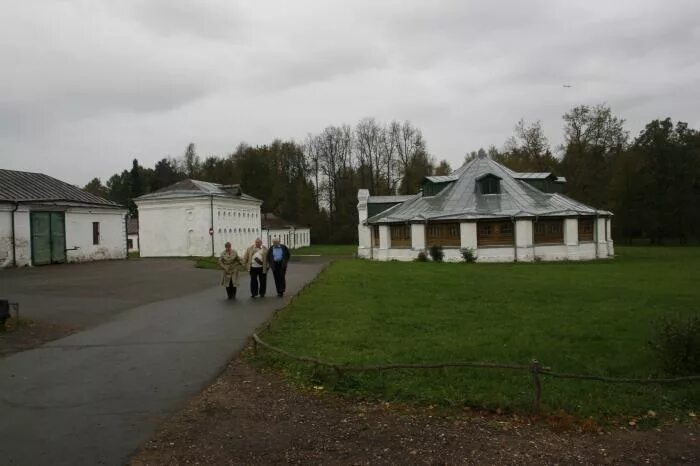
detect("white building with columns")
[357,153,613,262]
[135,180,262,257]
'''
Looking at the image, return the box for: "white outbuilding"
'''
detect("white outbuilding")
[358,153,614,262]
[261,213,311,249]
[135,180,262,257]
[0,169,127,267]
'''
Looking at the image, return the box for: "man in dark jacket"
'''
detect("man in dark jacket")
[267,238,291,297]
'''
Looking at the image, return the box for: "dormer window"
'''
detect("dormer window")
[476,174,501,194]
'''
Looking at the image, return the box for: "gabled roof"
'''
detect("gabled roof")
[0,169,122,208]
[135,179,261,203]
[366,156,611,224]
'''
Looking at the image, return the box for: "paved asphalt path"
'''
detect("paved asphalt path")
[0,260,326,466]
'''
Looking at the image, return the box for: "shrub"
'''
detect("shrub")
[650,312,700,375]
[415,251,428,262]
[428,245,444,262]
[460,247,476,263]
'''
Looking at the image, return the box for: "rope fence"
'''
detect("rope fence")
[251,333,700,411]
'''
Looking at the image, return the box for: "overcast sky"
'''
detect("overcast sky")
[2,0,699,185]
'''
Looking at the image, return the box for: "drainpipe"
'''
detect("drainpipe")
[511,216,517,263]
[124,213,129,259]
[11,202,19,267]
[210,195,215,257]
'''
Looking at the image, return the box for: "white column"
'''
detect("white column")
[411,223,425,250]
[565,218,579,260]
[515,219,534,262]
[357,189,372,249]
[379,225,390,249]
[596,217,607,257]
[606,217,614,257]
[460,222,477,250]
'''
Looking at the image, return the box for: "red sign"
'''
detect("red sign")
[208,227,214,236]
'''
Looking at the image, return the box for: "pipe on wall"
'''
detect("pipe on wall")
[210,195,215,257]
[11,202,19,267]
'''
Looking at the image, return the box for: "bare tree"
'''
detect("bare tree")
[393,121,432,194]
[355,117,382,193]
[379,122,399,193]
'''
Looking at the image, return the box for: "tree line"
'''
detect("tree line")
[84,107,700,244]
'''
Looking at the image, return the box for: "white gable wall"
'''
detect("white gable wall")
[137,197,262,257]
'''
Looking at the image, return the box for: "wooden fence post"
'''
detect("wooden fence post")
[531,359,542,412]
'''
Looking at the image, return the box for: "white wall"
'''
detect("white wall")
[564,218,579,260]
[411,224,425,250]
[0,207,23,267]
[137,197,262,257]
[213,199,262,255]
[0,204,126,267]
[65,209,127,262]
[379,225,390,249]
[515,219,534,262]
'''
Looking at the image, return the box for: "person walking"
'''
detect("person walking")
[219,242,242,300]
[267,237,290,297]
[243,238,268,298]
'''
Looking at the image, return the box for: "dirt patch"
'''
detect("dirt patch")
[0,318,78,357]
[131,357,699,465]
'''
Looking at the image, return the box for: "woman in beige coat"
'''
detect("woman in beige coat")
[219,242,243,299]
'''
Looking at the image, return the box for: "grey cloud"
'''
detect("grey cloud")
[1,0,699,184]
[109,0,245,41]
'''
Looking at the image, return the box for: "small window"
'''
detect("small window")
[534,219,564,244]
[92,222,100,245]
[390,224,411,248]
[477,221,514,246]
[578,218,594,242]
[426,223,460,247]
[127,238,133,249]
[478,175,501,194]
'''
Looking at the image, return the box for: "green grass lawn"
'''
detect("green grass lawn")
[292,244,356,256]
[251,247,700,421]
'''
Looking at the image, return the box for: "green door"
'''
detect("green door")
[31,212,66,265]
[50,213,66,263]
